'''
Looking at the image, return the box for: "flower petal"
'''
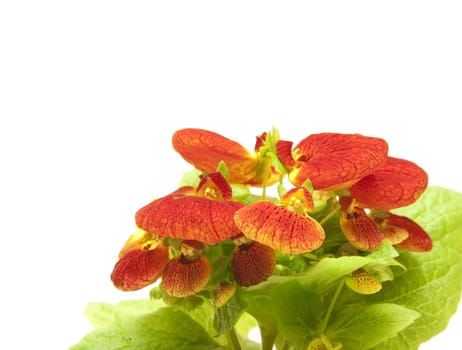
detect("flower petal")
[254,132,267,153]
[281,187,314,213]
[213,282,237,307]
[172,128,257,184]
[349,157,428,210]
[234,201,325,254]
[289,133,388,190]
[275,140,296,167]
[196,172,232,200]
[117,230,155,258]
[161,256,211,297]
[231,241,276,286]
[387,213,432,252]
[339,207,384,251]
[135,189,244,245]
[111,245,169,291]
[378,220,409,245]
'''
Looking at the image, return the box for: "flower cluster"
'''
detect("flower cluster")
[111,128,432,300]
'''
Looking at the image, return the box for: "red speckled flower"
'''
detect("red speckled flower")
[340,157,432,252]
[349,157,428,210]
[234,187,325,254]
[231,236,276,286]
[172,128,279,186]
[111,242,169,291]
[379,213,432,252]
[276,133,388,190]
[135,172,244,245]
[339,194,432,252]
[339,205,384,252]
[161,241,212,297]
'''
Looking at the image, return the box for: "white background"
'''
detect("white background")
[1,1,461,349]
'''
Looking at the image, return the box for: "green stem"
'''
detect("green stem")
[261,158,269,201]
[227,326,242,350]
[319,206,340,226]
[321,334,334,350]
[320,280,344,334]
[280,340,291,350]
[259,324,276,350]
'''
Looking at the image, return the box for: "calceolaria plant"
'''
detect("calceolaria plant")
[72,128,462,350]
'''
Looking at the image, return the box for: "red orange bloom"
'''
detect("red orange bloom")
[111,242,169,291]
[135,172,243,245]
[380,213,432,252]
[339,205,384,252]
[172,128,279,186]
[162,255,211,297]
[276,133,389,190]
[111,127,433,301]
[349,157,428,210]
[234,187,325,254]
[231,236,276,286]
[336,157,431,252]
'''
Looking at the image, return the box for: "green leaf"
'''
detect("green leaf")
[231,184,251,201]
[213,295,247,336]
[178,168,202,187]
[270,280,324,349]
[367,187,462,349]
[300,256,372,296]
[216,160,229,180]
[363,241,404,282]
[239,193,279,205]
[264,126,288,177]
[70,301,222,350]
[235,312,257,337]
[326,303,420,350]
[83,299,164,328]
[277,182,288,198]
[179,298,218,339]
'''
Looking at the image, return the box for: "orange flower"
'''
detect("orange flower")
[231,236,276,286]
[276,133,388,190]
[339,196,432,252]
[161,241,212,297]
[349,157,428,210]
[339,204,384,252]
[111,242,169,291]
[172,128,279,186]
[379,213,432,252]
[234,187,325,254]
[135,172,244,245]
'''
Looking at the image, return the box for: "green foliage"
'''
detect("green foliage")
[214,295,247,336]
[368,187,462,349]
[269,281,324,349]
[326,304,420,349]
[70,301,222,350]
[72,187,462,350]
[178,167,202,187]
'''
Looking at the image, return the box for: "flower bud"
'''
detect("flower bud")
[213,282,237,307]
[345,269,382,295]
